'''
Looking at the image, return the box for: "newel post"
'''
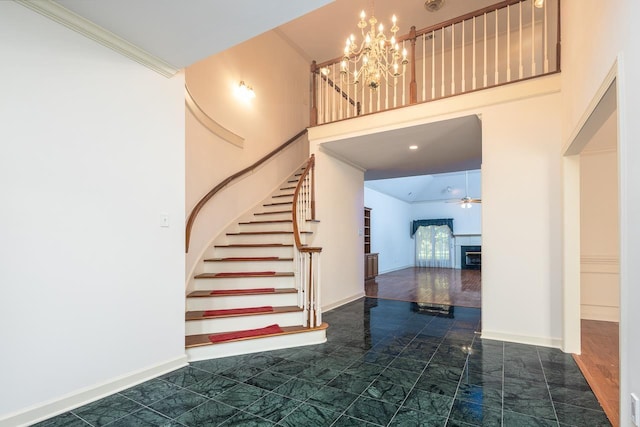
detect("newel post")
[409,26,418,105]
[310,61,318,127]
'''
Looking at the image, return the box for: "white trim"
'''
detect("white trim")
[322,292,366,312]
[14,0,179,78]
[562,63,618,155]
[481,330,562,349]
[0,355,188,427]
[581,305,620,322]
[317,145,367,172]
[185,85,244,148]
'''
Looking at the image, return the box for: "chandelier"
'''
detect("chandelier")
[340,8,408,90]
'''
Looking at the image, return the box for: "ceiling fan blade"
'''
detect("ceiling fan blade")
[470,199,482,203]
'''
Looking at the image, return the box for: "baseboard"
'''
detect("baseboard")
[378,265,414,275]
[480,330,563,350]
[1,355,188,427]
[322,292,366,312]
[581,304,620,322]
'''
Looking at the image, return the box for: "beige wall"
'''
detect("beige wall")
[185,30,311,279]
[580,111,618,321]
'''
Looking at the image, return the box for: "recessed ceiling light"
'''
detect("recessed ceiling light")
[409,145,418,150]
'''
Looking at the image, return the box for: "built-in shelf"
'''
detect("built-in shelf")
[364,207,378,280]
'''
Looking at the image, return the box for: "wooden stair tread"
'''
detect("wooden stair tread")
[204,257,294,262]
[238,220,293,225]
[263,202,293,206]
[186,305,302,321]
[254,210,291,216]
[185,322,329,348]
[273,194,294,198]
[227,231,311,235]
[280,186,296,191]
[213,244,307,249]
[195,272,294,279]
[187,288,297,298]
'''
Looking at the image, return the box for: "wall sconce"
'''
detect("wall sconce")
[235,81,255,101]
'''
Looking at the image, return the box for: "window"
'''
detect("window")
[415,225,454,268]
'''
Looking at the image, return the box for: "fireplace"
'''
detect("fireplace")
[461,245,481,270]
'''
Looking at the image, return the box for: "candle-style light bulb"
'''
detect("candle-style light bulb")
[392,15,397,24]
[360,10,366,20]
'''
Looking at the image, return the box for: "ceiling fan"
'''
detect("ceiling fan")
[446,171,481,208]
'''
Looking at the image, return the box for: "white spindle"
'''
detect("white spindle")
[376,78,381,111]
[402,41,406,106]
[431,30,436,99]
[393,69,397,108]
[461,20,466,92]
[472,17,477,90]
[483,13,487,87]
[422,34,426,101]
[332,68,336,122]
[519,2,524,78]
[531,0,536,76]
[507,5,511,82]
[441,27,446,96]
[543,0,549,73]
[494,10,499,85]
[451,23,455,94]
[324,71,329,123]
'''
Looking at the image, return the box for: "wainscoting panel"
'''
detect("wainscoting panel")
[581,255,619,322]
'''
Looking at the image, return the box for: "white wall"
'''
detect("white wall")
[310,74,563,348]
[364,188,414,273]
[313,152,365,310]
[561,1,640,423]
[0,3,185,424]
[411,201,482,236]
[185,30,310,279]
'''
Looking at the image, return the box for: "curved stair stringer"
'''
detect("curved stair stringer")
[185,164,327,362]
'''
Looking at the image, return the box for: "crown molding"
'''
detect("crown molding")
[14,0,180,78]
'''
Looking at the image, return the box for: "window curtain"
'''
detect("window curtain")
[415,225,455,268]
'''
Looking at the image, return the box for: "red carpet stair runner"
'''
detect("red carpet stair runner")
[185,167,327,361]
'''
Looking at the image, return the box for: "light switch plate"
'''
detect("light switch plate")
[160,213,170,228]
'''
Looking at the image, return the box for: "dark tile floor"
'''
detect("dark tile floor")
[36,298,611,426]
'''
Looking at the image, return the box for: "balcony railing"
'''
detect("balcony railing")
[310,0,560,126]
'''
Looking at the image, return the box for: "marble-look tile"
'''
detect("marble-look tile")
[72,394,142,427]
[365,379,410,405]
[148,389,208,419]
[296,364,341,385]
[220,411,275,426]
[311,354,356,371]
[548,383,602,410]
[106,408,175,427]
[389,356,428,373]
[33,412,90,427]
[273,378,323,401]
[186,373,238,399]
[414,376,460,397]
[448,399,502,427]
[159,366,213,388]
[121,379,181,406]
[455,383,502,409]
[389,407,448,426]
[191,357,243,374]
[344,360,385,381]
[346,396,399,426]
[403,388,453,417]
[175,399,238,426]
[332,414,378,426]
[378,366,419,388]
[268,360,309,377]
[245,370,290,391]
[220,365,264,382]
[360,351,396,367]
[214,383,268,410]
[307,386,359,412]
[244,393,300,423]
[554,402,612,426]
[423,363,464,383]
[277,403,340,427]
[243,353,284,369]
[504,377,553,400]
[327,372,372,394]
[503,396,557,421]
[502,411,559,427]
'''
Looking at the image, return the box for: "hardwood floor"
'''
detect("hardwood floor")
[364,267,481,308]
[573,319,620,427]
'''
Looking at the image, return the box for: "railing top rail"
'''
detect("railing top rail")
[314,0,528,68]
[185,128,308,252]
[291,154,315,251]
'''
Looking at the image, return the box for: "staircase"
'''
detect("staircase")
[185,165,327,361]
